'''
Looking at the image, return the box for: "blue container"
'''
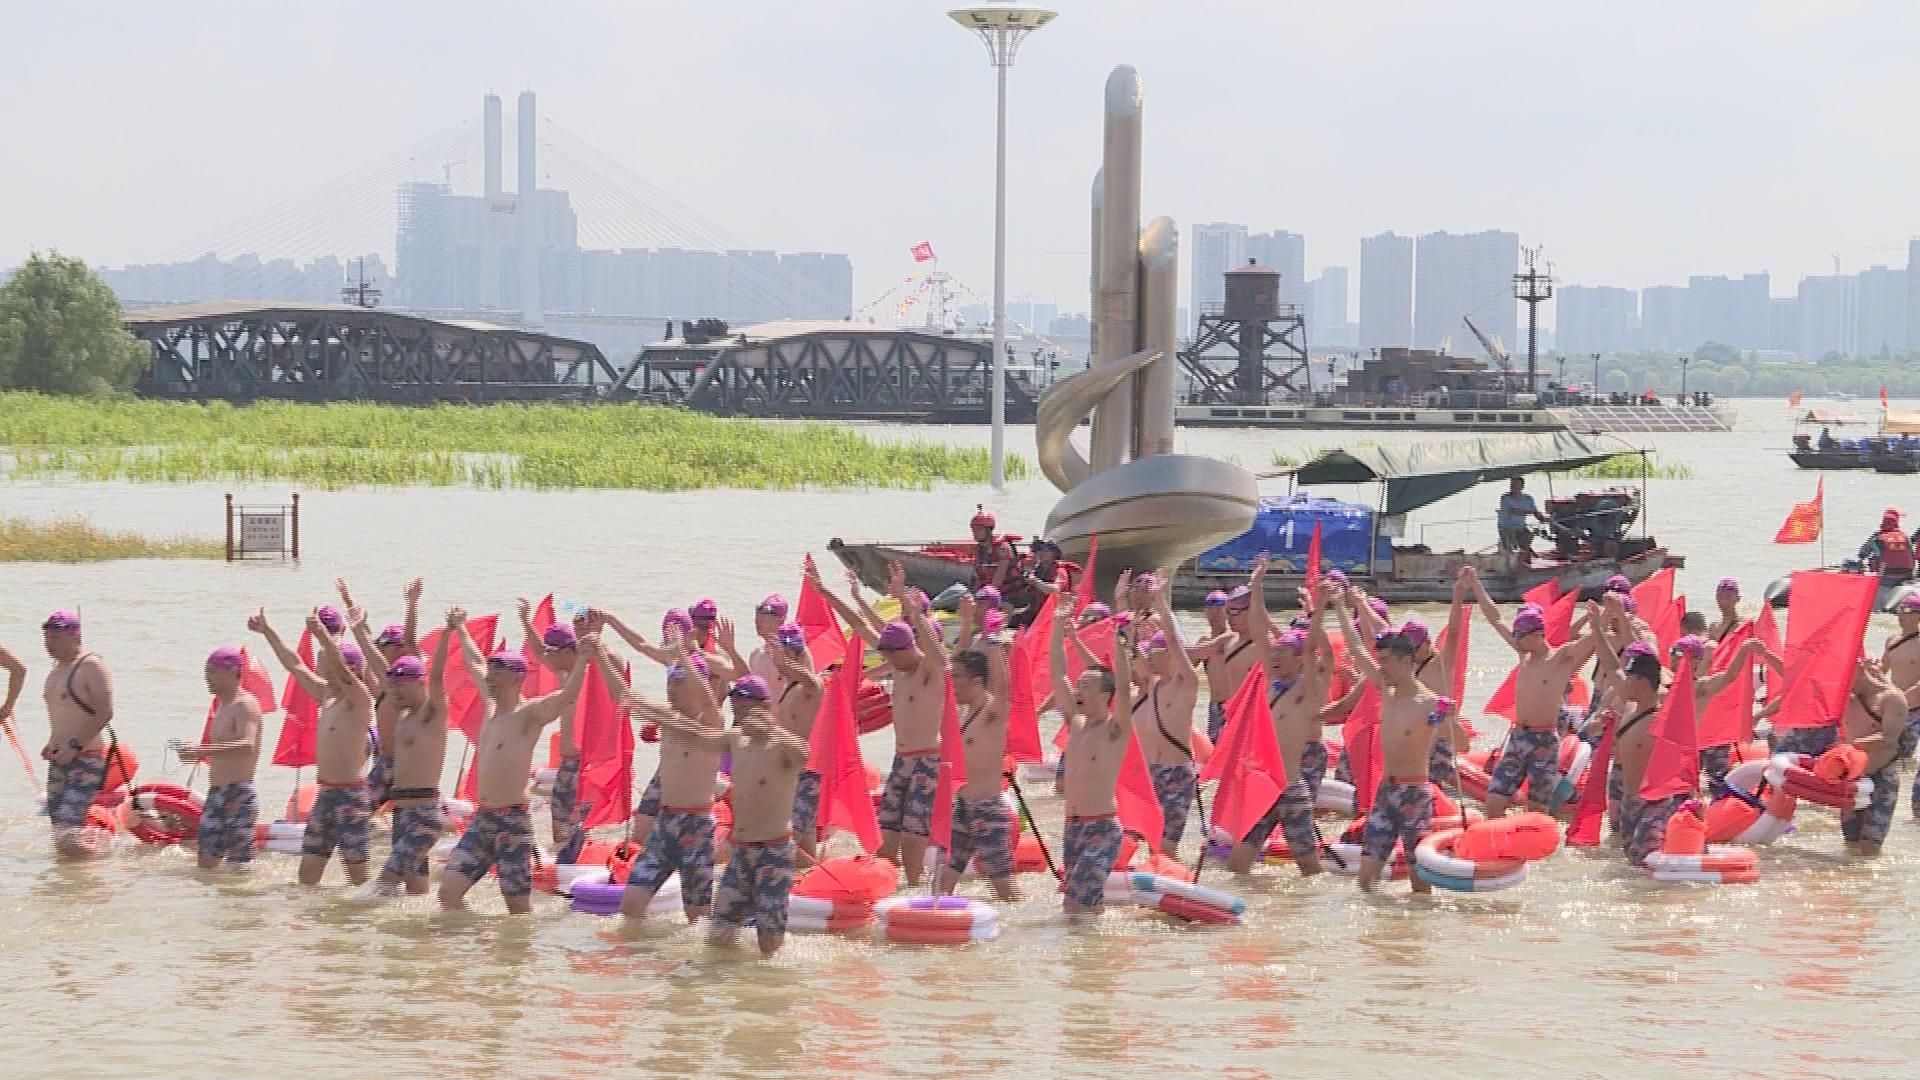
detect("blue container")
[1196,492,1380,576]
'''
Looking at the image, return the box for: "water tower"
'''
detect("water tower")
[1178,258,1310,405]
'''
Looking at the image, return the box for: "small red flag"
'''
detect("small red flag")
[1522,579,1561,611]
[1204,671,1286,841]
[806,637,881,851]
[1773,478,1824,544]
[1075,536,1099,609]
[1344,684,1382,812]
[1770,570,1876,730]
[1304,520,1323,594]
[1004,592,1055,763]
[910,241,936,263]
[798,556,849,671]
[1566,713,1615,847]
[272,630,320,768]
[1881,385,1890,409]
[1115,728,1166,853]
[1697,621,1758,749]
[929,675,969,851]
[521,594,561,698]
[419,614,499,741]
[1638,654,1699,801]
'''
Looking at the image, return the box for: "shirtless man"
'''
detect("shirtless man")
[1707,578,1743,642]
[766,623,824,860]
[1600,640,1674,865]
[368,622,454,897]
[938,647,1017,900]
[1468,567,1602,817]
[704,676,813,956]
[1197,583,1265,742]
[612,629,727,922]
[518,598,591,861]
[1230,561,1333,876]
[745,594,790,683]
[177,647,264,870]
[254,609,373,886]
[1335,592,1447,893]
[1408,569,1474,787]
[38,611,115,859]
[1128,571,1202,855]
[1839,659,1903,857]
[340,576,421,809]
[439,609,589,913]
[1052,574,1136,915]
[1880,596,1920,817]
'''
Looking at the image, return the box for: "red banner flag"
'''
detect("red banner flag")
[929,675,969,851]
[1522,579,1561,611]
[521,594,561,698]
[798,556,849,672]
[910,241,936,263]
[1770,570,1875,729]
[1697,621,1758,750]
[1344,683,1383,812]
[1116,728,1166,854]
[806,637,881,851]
[272,630,320,768]
[1075,536,1099,609]
[1773,478,1824,544]
[1543,588,1578,645]
[1203,671,1286,841]
[1882,385,1890,409]
[1639,654,1699,801]
[1304,520,1322,594]
[1004,592,1055,763]
[419,614,499,741]
[1631,567,1674,629]
[1566,713,1615,847]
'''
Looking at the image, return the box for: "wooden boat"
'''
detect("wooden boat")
[833,433,1685,609]
[1788,448,1870,470]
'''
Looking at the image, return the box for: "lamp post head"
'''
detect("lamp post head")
[948,4,1057,64]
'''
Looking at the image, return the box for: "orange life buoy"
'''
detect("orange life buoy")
[125,782,202,846]
[793,854,899,903]
[1453,811,1560,862]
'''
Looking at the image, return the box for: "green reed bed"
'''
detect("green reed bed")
[1570,454,1694,480]
[0,514,223,562]
[0,394,1024,491]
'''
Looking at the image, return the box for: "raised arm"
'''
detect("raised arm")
[0,640,24,725]
[586,635,633,703]
[597,610,676,668]
[771,643,822,697]
[448,608,487,691]
[715,619,751,680]
[1110,572,1136,735]
[804,563,881,648]
[1151,572,1197,684]
[249,609,327,699]
[532,632,593,727]
[348,607,385,696]
[516,596,554,670]
[307,610,371,706]
[428,609,456,698]
[1335,592,1385,686]
[1466,567,1521,653]
[1439,568,1469,677]
[401,577,423,653]
[1049,593,1077,711]
[904,588,949,669]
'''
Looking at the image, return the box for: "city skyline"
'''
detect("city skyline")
[6,2,1918,336]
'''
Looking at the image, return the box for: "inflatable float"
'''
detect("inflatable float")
[1457,735,1591,809]
[1764,754,1870,811]
[1705,761,1796,845]
[874,895,1001,944]
[1414,828,1530,893]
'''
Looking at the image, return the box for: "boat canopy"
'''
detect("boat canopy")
[1797,408,1868,426]
[1267,431,1618,515]
[1882,409,1920,435]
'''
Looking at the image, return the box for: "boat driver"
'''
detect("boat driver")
[969,506,1017,592]
[1498,477,1551,568]
[1857,508,1915,585]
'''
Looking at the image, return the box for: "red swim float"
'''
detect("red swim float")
[124,782,202,846]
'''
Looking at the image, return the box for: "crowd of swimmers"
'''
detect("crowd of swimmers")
[5,552,1916,956]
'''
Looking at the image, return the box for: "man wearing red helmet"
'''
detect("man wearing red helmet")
[970,505,1016,593]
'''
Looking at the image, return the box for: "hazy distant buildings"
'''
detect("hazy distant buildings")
[1191,222,1248,326]
[1854,264,1908,356]
[1686,273,1769,349]
[1358,232,1413,349]
[1797,275,1858,360]
[1246,230,1307,313]
[1413,230,1518,353]
[98,253,391,306]
[1638,286,1690,352]
[1556,285,1638,356]
[1309,266,1352,347]
[1768,298,1800,353]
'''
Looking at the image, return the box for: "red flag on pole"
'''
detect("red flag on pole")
[1344,684,1382,812]
[419,614,499,741]
[1522,579,1561,611]
[272,630,320,768]
[1115,728,1166,853]
[798,556,849,672]
[1697,621,1758,749]
[910,241,936,263]
[1203,671,1286,841]
[1004,592,1055,762]
[1630,568,1674,628]
[1881,385,1890,410]
[1638,654,1699,801]
[1304,520,1323,594]
[929,675,969,851]
[1075,536,1099,609]
[1769,570,1876,730]
[806,637,881,851]
[1566,714,1615,847]
[521,594,560,698]
[1773,478,1824,544]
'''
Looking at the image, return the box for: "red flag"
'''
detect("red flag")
[1115,728,1166,853]
[1770,570,1875,729]
[1697,621,1758,749]
[929,676,969,851]
[419,614,500,741]
[1631,568,1674,628]
[1566,713,1615,847]
[1639,654,1699,801]
[1646,595,1683,655]
[577,747,633,829]
[1204,672,1286,841]
[1064,617,1117,683]
[521,594,561,698]
[1343,682,1383,812]
[806,638,881,851]
[910,241,936,263]
[1522,580,1561,610]
[1542,588,1578,645]
[576,656,629,765]
[1304,520,1323,594]
[204,647,278,741]
[1075,536,1099,609]
[1004,592,1055,762]
[1882,385,1890,409]
[457,743,478,802]
[798,556,849,671]
[1773,478,1824,544]
[1755,602,1783,656]
[272,630,320,768]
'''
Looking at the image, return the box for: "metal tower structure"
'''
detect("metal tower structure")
[1513,246,1554,394]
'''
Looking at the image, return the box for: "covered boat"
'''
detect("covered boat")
[833,432,1683,607]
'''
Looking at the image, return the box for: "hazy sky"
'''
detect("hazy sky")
[6,1,1916,312]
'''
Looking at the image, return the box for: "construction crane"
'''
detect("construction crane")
[1463,314,1511,373]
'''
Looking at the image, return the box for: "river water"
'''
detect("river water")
[2,398,1917,1078]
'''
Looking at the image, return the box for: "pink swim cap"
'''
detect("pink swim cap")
[1670,634,1708,662]
[338,643,365,670]
[41,610,80,632]
[776,622,807,650]
[756,594,789,618]
[487,650,528,675]
[373,623,406,647]
[662,608,694,635]
[877,621,915,652]
[1276,629,1306,653]
[1898,593,1920,614]
[728,675,771,701]
[387,656,427,681]
[1399,619,1430,649]
[317,606,345,633]
[1605,575,1632,594]
[975,586,1002,610]
[983,610,1008,634]
[206,646,245,672]
[666,652,709,682]
[1367,597,1390,621]
[1716,577,1740,595]
[542,624,578,649]
[690,598,719,620]
[1512,604,1546,636]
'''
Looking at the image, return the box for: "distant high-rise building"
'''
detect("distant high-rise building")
[1797,275,1858,360]
[1358,232,1413,349]
[1309,266,1350,346]
[1907,239,1920,353]
[1556,285,1638,356]
[1413,230,1519,353]
[1245,230,1307,313]
[1639,286,1691,352]
[1190,222,1247,327]
[1854,264,1908,356]
[1686,273,1769,349]
[1767,297,1800,353]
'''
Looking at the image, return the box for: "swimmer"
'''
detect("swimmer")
[1467,567,1603,818]
[1879,595,1920,817]
[1407,567,1474,787]
[1196,579,1265,743]
[518,597,590,861]
[611,627,726,922]
[765,622,824,861]
[1230,560,1335,876]
[342,576,423,810]
[1707,578,1743,642]
[688,598,721,654]
[938,640,1017,902]
[439,608,589,913]
[37,611,115,859]
[1052,573,1136,916]
[176,647,264,870]
[705,675,813,956]
[368,623,454,896]
[1598,636,1673,865]
[1674,633,1781,779]
[0,635,23,735]
[745,593,791,683]
[1840,659,1903,857]
[1131,570,1203,855]
[1334,591,1446,893]
[253,608,374,886]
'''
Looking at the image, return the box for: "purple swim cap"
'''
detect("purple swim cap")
[975,586,1002,610]
[542,623,579,649]
[1512,604,1546,636]
[206,646,245,672]
[373,623,406,647]
[1621,595,1639,615]
[487,650,528,675]
[1716,577,1741,596]
[317,606,345,633]
[338,642,365,670]
[41,610,80,632]
[1605,575,1632,595]
[1670,634,1708,662]
[387,656,427,681]
[1142,630,1168,652]
[1400,619,1430,650]
[1276,629,1306,653]
[662,608,694,635]
[728,675,771,701]
[690,598,719,620]
[776,622,807,650]
[1225,586,1252,608]
[756,594,789,618]
[1898,593,1920,614]
[1367,597,1390,621]
[1622,641,1658,664]
[1204,590,1230,607]
[876,621,915,652]
[984,610,1008,634]
[1081,602,1112,622]
[1325,570,1349,587]
[666,652,709,682]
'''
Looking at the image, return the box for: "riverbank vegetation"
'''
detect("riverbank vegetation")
[0,252,146,396]
[0,394,1024,491]
[0,514,223,562]
[1570,453,1694,480]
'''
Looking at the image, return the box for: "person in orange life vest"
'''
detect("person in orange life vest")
[1858,508,1916,585]
[970,505,1016,592]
